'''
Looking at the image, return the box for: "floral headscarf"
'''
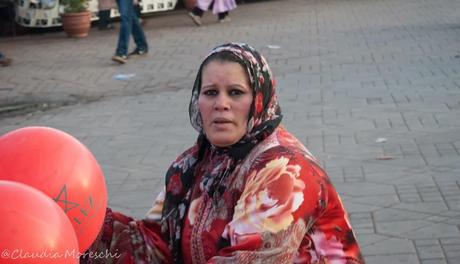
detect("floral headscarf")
[161,43,282,263]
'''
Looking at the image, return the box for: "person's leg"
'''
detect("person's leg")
[113,0,133,62]
[213,0,236,22]
[218,11,228,20]
[192,6,204,16]
[188,0,216,26]
[130,8,148,54]
[218,11,230,22]
[133,3,142,24]
[98,9,112,30]
[188,7,204,26]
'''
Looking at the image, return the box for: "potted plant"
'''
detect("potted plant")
[60,0,91,37]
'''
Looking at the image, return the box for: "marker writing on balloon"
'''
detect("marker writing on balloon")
[54,184,79,213]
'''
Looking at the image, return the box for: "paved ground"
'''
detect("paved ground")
[1,0,460,262]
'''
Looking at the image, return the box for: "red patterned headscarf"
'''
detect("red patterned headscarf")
[161,43,282,263]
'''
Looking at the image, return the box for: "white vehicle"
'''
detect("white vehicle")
[15,0,178,27]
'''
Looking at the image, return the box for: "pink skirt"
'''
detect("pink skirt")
[196,0,237,14]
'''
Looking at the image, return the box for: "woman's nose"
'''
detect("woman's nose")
[214,94,230,110]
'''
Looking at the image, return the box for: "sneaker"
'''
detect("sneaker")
[128,49,148,58]
[188,12,202,26]
[219,16,231,23]
[98,24,114,30]
[0,57,12,67]
[111,54,128,64]
[139,18,146,26]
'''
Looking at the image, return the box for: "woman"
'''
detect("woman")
[187,0,235,26]
[83,43,364,263]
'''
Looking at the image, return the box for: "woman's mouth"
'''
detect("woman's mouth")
[213,118,232,124]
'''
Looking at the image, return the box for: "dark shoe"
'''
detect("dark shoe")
[111,54,128,64]
[128,49,148,58]
[0,57,12,67]
[188,12,202,26]
[219,16,231,23]
[139,18,146,26]
[98,24,114,30]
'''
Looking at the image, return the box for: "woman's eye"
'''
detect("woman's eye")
[230,89,244,96]
[203,90,217,96]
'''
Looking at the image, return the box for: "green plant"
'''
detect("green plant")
[60,0,89,13]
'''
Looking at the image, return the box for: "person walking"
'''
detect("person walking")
[111,0,148,64]
[187,0,236,26]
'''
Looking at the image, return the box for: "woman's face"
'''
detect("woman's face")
[198,60,253,147]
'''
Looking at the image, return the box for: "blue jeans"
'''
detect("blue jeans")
[115,0,148,56]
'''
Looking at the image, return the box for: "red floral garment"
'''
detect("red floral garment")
[147,126,363,264]
[84,126,362,264]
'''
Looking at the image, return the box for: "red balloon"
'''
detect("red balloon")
[0,180,79,264]
[0,127,107,253]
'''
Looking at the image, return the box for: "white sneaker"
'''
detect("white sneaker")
[111,54,128,64]
[188,12,202,26]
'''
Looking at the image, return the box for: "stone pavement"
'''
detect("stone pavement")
[1,0,460,262]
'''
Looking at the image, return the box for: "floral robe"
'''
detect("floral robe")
[144,126,363,264]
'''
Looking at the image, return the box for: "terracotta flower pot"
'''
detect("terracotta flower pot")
[61,11,91,38]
